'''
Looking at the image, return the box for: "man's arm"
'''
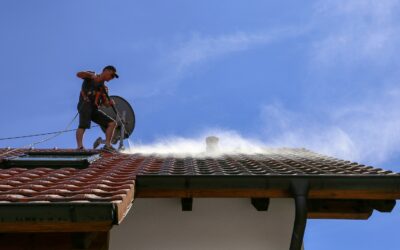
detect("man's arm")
[76,71,96,80]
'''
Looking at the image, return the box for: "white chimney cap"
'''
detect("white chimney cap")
[206,136,219,154]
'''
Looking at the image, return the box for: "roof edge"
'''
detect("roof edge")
[135,175,400,200]
[0,202,114,232]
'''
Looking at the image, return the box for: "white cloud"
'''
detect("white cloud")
[169,27,305,73]
[260,86,400,165]
[128,27,306,98]
[295,0,400,165]
[311,0,400,66]
[128,1,400,98]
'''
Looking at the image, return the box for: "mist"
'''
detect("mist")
[124,130,276,157]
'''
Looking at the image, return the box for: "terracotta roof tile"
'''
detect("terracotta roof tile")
[0,149,135,216]
[0,147,399,220]
[115,151,399,177]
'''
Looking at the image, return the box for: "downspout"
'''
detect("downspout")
[290,180,309,250]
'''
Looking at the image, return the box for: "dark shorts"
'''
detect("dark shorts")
[77,102,114,129]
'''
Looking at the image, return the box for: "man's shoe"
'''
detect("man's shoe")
[102,145,117,153]
[93,137,104,149]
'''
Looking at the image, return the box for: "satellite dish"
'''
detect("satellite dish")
[99,95,135,145]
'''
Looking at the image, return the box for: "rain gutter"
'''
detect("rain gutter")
[0,202,116,226]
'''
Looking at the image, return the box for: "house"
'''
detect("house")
[0,146,399,250]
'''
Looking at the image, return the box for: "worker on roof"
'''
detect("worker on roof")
[76,65,118,151]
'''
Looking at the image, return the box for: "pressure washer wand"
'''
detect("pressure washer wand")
[103,91,127,150]
[104,91,119,115]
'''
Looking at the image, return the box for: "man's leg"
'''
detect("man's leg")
[105,121,117,147]
[76,102,92,149]
[76,128,86,149]
[92,109,116,148]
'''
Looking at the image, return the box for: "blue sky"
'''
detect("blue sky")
[1,1,400,249]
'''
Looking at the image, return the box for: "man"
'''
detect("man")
[76,65,119,151]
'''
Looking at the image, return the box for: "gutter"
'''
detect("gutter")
[135,175,400,193]
[290,180,309,250]
[0,202,116,232]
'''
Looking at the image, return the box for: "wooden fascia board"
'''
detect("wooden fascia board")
[306,199,394,220]
[114,184,135,224]
[308,212,373,220]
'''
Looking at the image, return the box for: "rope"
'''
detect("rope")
[28,112,79,147]
[0,113,82,158]
[0,125,99,141]
[1,129,76,141]
[0,97,129,157]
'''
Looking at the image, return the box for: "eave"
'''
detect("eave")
[135,174,400,219]
[0,203,114,233]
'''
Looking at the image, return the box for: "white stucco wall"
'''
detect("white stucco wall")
[110,198,296,250]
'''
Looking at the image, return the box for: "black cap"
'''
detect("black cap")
[103,65,119,78]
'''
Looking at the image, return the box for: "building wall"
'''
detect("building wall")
[110,198,296,250]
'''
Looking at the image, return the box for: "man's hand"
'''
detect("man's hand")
[103,99,114,108]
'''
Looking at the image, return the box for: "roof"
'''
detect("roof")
[0,148,134,232]
[0,147,399,232]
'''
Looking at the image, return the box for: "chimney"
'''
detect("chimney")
[206,136,219,154]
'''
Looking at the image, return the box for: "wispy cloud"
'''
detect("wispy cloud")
[311,0,400,66]
[125,85,400,166]
[129,1,400,98]
[260,86,400,165]
[126,87,400,165]
[126,27,307,98]
[291,0,400,165]
[125,1,400,167]
[259,103,359,162]
[169,27,304,72]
